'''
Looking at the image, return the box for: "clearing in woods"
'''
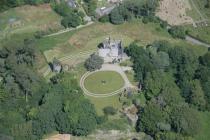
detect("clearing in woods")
[156,0,194,25]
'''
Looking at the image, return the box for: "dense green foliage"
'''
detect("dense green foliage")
[83,0,97,16]
[0,40,99,139]
[103,106,117,116]
[53,2,85,28]
[0,0,50,12]
[108,0,159,24]
[168,26,186,39]
[85,53,104,71]
[205,0,210,8]
[197,51,210,110]
[125,41,209,139]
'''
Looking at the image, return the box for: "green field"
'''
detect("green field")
[84,71,124,94]
[190,0,210,20]
[0,4,62,41]
[72,64,123,115]
[37,19,207,84]
[186,25,210,44]
[186,0,210,43]
[86,95,122,115]
[195,112,210,140]
[37,19,208,63]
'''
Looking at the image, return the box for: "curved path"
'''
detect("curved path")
[44,22,94,37]
[80,64,134,98]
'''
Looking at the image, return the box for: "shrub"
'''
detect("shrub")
[103,106,117,115]
[168,26,186,39]
[99,15,110,23]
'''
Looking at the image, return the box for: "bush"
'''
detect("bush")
[103,106,117,115]
[142,17,149,24]
[53,2,83,28]
[160,21,168,29]
[168,26,186,39]
[61,14,81,28]
[99,15,110,23]
[96,115,108,124]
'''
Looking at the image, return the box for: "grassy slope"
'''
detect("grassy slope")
[186,0,210,43]
[38,19,208,61]
[39,20,200,62]
[0,4,62,41]
[0,4,63,71]
[86,95,122,115]
[195,112,210,140]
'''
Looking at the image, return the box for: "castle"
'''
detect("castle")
[98,37,124,62]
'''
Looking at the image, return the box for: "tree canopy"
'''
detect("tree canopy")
[126,41,205,139]
[85,53,104,71]
[0,40,100,140]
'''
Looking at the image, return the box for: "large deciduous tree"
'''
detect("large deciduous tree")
[85,53,104,71]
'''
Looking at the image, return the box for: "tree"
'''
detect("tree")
[53,2,83,28]
[83,0,97,16]
[152,40,172,53]
[189,80,206,110]
[168,46,199,99]
[110,7,125,24]
[64,98,98,135]
[171,104,201,136]
[137,101,169,135]
[85,53,104,71]
[144,71,177,98]
[125,42,155,83]
[158,86,183,108]
[147,47,170,70]
[197,52,210,109]
[199,51,210,67]
[61,14,81,28]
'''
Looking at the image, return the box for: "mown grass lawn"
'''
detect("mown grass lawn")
[73,64,123,116]
[86,95,122,115]
[84,71,124,94]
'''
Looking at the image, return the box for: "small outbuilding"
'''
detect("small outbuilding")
[52,58,62,73]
